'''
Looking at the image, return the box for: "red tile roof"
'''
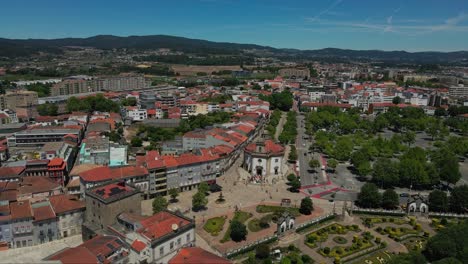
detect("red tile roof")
[0,166,25,177]
[169,247,231,264]
[302,102,352,108]
[91,183,133,199]
[48,157,65,167]
[245,139,285,155]
[33,205,56,222]
[49,194,85,214]
[10,201,32,220]
[46,235,124,264]
[138,211,191,241]
[18,177,61,196]
[131,239,147,252]
[79,166,148,182]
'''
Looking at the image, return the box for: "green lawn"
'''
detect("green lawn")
[220,211,253,243]
[256,205,301,217]
[203,216,226,236]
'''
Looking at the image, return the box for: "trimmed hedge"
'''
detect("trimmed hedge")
[296,214,336,233]
[226,236,278,259]
[352,210,405,217]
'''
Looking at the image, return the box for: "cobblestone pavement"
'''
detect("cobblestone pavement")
[0,235,82,263]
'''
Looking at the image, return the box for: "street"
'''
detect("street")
[295,113,327,187]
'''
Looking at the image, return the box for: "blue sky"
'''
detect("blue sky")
[2,0,468,51]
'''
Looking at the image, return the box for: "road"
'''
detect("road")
[296,113,326,187]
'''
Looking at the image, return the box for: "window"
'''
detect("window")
[275,159,279,162]
[186,233,191,242]
[170,242,174,250]
[177,238,181,245]
[159,246,164,256]
[258,159,262,163]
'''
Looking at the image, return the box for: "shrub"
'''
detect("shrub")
[376,227,383,232]
[334,256,341,264]
[256,244,270,259]
[301,254,313,264]
[440,218,448,225]
[307,236,316,244]
[323,247,331,255]
[375,237,381,244]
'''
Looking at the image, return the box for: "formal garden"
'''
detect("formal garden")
[304,223,385,262]
[351,250,394,264]
[362,216,428,241]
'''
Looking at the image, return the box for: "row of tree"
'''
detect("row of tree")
[265,109,282,139]
[357,182,468,214]
[278,111,297,144]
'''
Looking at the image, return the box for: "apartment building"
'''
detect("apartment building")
[7,127,82,147]
[0,91,38,110]
[98,75,149,91]
[449,85,468,98]
[279,67,311,79]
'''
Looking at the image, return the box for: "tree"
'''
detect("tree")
[449,185,468,214]
[168,188,179,202]
[131,137,143,147]
[198,182,210,195]
[289,179,301,193]
[357,183,381,208]
[434,108,447,117]
[309,159,320,170]
[287,174,297,182]
[252,83,262,90]
[429,190,448,212]
[192,191,208,211]
[372,158,400,188]
[288,145,298,162]
[327,159,338,172]
[356,161,372,177]
[230,220,247,242]
[152,196,168,214]
[255,244,270,259]
[381,189,399,209]
[392,96,402,105]
[299,197,314,215]
[402,131,416,146]
[387,252,426,264]
[432,148,462,185]
[424,221,468,262]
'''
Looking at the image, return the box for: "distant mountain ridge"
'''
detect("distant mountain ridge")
[1,34,467,63]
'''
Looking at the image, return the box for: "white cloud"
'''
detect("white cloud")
[303,12,468,35]
[309,0,344,22]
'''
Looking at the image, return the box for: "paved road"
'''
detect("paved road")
[296,114,326,187]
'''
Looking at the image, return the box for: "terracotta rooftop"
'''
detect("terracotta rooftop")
[0,166,25,177]
[169,247,231,264]
[79,166,148,182]
[138,211,191,241]
[245,139,285,155]
[45,235,125,264]
[49,194,85,214]
[10,201,32,220]
[18,177,61,196]
[32,204,56,222]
